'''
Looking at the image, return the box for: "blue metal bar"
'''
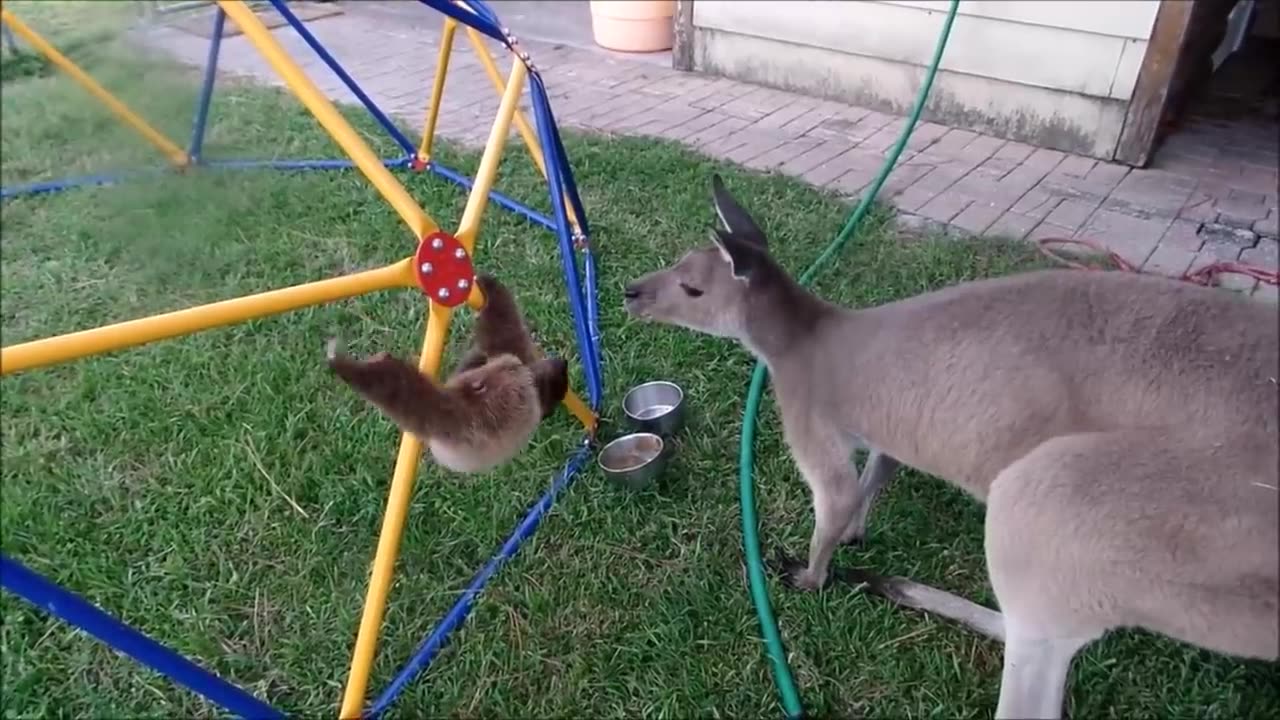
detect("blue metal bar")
[528,73,602,397]
[1,172,139,199]
[425,161,556,231]
[0,555,284,720]
[541,105,602,405]
[416,0,508,46]
[206,156,556,231]
[188,7,225,163]
[529,75,603,407]
[2,20,20,53]
[582,246,603,403]
[455,0,502,29]
[266,0,417,157]
[365,445,593,719]
[0,157,409,201]
[200,156,410,171]
[558,190,602,407]
[541,87,591,241]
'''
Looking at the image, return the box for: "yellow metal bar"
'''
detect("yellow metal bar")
[417,17,458,164]
[0,260,417,377]
[448,57,596,433]
[215,0,437,240]
[454,58,527,253]
[463,28,581,234]
[0,8,188,167]
[339,301,452,719]
[562,388,596,432]
[464,29,546,179]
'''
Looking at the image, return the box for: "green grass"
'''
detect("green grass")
[0,1,137,84]
[2,14,1278,720]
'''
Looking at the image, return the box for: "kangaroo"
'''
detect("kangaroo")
[622,174,1278,718]
[328,273,569,474]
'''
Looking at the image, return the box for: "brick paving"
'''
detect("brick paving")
[139,5,1278,300]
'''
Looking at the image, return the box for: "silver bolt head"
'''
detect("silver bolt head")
[431,237,444,250]
[420,262,433,274]
[457,278,470,290]
[437,288,450,300]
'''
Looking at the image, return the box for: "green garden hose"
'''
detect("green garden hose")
[737,3,960,717]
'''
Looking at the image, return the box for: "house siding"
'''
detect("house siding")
[687,0,1163,159]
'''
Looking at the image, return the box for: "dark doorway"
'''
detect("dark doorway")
[1151,0,1279,182]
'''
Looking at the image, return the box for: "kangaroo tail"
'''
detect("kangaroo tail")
[838,567,1006,642]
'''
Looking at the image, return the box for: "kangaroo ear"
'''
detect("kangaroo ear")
[709,227,762,281]
[710,173,768,249]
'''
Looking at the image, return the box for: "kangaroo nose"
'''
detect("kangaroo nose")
[623,285,641,300]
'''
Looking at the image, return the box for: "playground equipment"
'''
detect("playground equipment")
[0,1,603,717]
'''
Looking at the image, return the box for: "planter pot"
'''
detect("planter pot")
[589,0,676,53]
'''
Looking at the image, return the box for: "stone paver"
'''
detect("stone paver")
[1142,243,1197,278]
[1242,237,1279,271]
[1160,219,1206,253]
[138,4,1278,293]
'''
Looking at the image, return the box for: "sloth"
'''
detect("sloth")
[327,274,569,473]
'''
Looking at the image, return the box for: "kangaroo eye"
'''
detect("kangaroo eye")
[679,283,704,297]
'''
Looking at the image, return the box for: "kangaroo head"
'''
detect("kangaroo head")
[624,174,783,339]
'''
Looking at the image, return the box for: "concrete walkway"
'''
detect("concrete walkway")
[141,3,1278,300]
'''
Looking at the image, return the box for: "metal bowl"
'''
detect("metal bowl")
[597,432,668,491]
[622,380,686,436]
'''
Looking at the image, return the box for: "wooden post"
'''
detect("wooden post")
[673,0,695,72]
[1114,0,1196,167]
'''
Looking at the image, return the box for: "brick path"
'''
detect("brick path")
[140,5,1278,300]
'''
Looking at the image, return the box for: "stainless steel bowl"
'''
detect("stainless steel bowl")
[597,432,668,491]
[622,380,686,437]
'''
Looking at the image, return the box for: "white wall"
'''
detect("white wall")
[688,0,1164,159]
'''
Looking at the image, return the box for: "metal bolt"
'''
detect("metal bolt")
[431,237,444,250]
[420,262,434,274]
[454,247,466,259]
[457,278,470,290]
[437,288,450,300]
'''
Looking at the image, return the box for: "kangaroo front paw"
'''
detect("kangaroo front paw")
[771,546,829,591]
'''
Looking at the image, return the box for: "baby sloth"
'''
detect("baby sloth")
[326,274,569,474]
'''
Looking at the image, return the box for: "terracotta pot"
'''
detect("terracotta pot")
[589,0,676,53]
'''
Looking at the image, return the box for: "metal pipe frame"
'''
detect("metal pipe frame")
[187,6,226,163]
[0,2,602,719]
[265,0,417,157]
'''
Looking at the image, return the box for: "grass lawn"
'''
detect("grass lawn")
[3,5,1278,718]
